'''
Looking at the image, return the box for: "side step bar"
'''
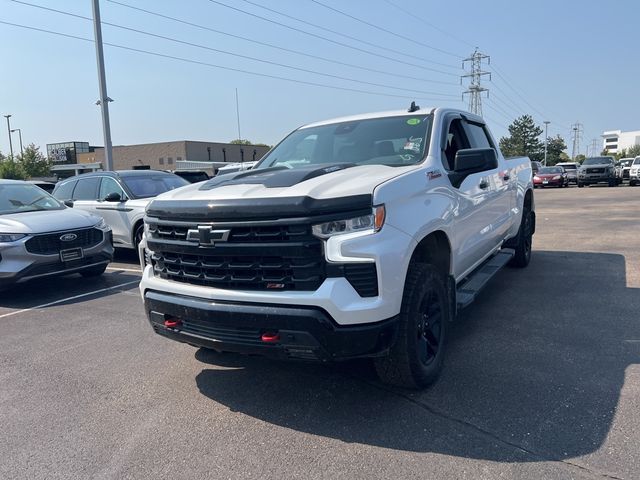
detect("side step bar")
[456,249,514,309]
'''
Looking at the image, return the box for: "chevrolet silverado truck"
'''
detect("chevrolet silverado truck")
[139,106,535,389]
[577,156,617,187]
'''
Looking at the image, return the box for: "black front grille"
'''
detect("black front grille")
[151,223,314,243]
[586,168,604,174]
[25,228,103,255]
[623,170,630,179]
[151,246,324,291]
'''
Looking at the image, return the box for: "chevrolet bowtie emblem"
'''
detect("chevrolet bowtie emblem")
[186,226,230,246]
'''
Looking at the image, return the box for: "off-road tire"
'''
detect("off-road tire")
[374,263,449,389]
[509,204,533,268]
[80,264,108,277]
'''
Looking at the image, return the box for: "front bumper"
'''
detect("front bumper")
[578,173,615,184]
[0,231,113,287]
[144,290,399,361]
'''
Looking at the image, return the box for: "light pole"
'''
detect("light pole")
[92,0,114,171]
[543,120,550,166]
[3,114,13,158]
[10,129,23,157]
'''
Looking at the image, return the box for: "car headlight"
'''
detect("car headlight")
[94,218,111,231]
[552,175,561,180]
[533,175,539,180]
[0,233,27,243]
[312,205,385,239]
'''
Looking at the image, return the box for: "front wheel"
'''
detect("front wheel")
[608,179,616,187]
[374,263,449,389]
[578,182,584,188]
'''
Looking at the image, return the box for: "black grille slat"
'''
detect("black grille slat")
[344,264,379,297]
[150,223,316,244]
[25,228,103,255]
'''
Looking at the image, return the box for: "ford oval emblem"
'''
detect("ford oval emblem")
[60,233,78,242]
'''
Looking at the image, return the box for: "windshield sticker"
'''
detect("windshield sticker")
[427,169,442,180]
[406,118,421,125]
[403,136,423,153]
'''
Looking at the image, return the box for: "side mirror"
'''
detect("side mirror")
[104,192,123,202]
[63,199,74,208]
[453,148,498,174]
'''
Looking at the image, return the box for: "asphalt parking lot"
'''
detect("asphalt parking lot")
[1,185,639,480]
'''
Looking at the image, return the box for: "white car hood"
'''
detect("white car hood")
[153,164,416,202]
[0,208,101,234]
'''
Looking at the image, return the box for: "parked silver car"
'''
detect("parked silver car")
[53,170,188,250]
[0,180,113,288]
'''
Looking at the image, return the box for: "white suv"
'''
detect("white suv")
[630,157,640,186]
[53,170,188,249]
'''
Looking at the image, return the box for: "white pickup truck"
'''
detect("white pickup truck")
[139,106,535,388]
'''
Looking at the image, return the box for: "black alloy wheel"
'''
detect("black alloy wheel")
[417,289,443,367]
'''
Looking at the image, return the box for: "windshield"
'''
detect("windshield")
[539,167,563,174]
[558,164,577,170]
[0,183,65,215]
[634,158,640,165]
[583,157,613,165]
[121,175,188,199]
[258,114,432,170]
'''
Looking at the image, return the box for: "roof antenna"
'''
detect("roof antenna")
[408,101,420,113]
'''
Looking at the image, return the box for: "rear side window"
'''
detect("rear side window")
[53,180,76,200]
[464,122,493,149]
[72,177,100,200]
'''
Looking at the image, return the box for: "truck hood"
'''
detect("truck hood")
[147,164,416,220]
[0,208,101,234]
[153,164,416,202]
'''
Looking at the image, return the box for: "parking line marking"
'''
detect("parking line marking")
[0,280,140,320]
[107,267,142,273]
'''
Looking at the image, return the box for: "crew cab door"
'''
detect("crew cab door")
[441,115,507,278]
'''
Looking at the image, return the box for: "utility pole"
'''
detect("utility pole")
[543,121,550,166]
[461,48,490,116]
[92,0,114,171]
[10,128,23,157]
[571,122,583,160]
[235,88,242,142]
[4,114,13,158]
[590,138,598,157]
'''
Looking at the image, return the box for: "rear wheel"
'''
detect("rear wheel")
[510,203,533,268]
[578,182,584,188]
[374,263,448,389]
[608,179,616,187]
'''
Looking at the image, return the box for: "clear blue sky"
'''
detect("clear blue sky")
[0,0,638,156]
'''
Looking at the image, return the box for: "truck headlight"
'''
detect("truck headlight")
[0,233,26,243]
[312,205,385,239]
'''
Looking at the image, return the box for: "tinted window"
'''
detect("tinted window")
[583,157,614,165]
[443,118,470,170]
[634,158,640,165]
[72,177,100,200]
[464,122,492,149]
[121,175,188,199]
[99,177,126,200]
[53,180,76,200]
[557,164,577,170]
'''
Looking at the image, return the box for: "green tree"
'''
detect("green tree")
[624,145,640,158]
[575,154,586,164]
[499,115,544,162]
[229,139,252,145]
[18,144,52,178]
[544,135,567,165]
[0,157,27,180]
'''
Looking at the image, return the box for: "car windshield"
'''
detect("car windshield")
[0,183,65,215]
[583,157,613,165]
[558,164,577,170]
[121,174,188,199]
[539,167,563,174]
[257,114,432,170]
[634,158,640,165]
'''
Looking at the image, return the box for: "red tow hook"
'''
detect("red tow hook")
[164,317,182,329]
[261,332,280,343]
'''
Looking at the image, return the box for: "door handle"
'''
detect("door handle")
[479,180,489,189]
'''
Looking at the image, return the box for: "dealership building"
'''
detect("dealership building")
[46,140,271,178]
[601,129,640,155]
